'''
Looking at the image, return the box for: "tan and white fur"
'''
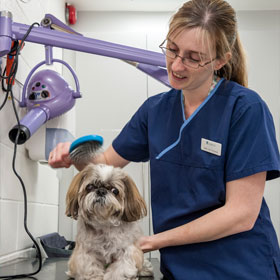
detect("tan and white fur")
[65,163,153,280]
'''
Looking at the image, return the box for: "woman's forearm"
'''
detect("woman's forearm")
[151,205,252,250]
[92,144,129,168]
[140,172,266,252]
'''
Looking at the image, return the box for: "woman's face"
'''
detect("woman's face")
[166,27,218,93]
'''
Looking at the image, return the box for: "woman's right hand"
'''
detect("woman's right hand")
[48,142,72,168]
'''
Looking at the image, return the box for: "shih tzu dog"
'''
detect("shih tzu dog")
[65,163,153,280]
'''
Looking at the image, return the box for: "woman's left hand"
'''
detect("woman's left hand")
[137,235,156,253]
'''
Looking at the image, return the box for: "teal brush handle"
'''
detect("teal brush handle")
[70,135,103,153]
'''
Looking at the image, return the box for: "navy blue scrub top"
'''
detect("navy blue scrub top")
[113,79,280,280]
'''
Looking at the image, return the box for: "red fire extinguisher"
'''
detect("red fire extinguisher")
[65,3,77,25]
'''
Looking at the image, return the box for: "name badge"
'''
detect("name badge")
[201,138,222,156]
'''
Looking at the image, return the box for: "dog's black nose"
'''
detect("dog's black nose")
[96,188,107,196]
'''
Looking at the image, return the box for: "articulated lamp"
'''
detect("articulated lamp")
[0,11,170,160]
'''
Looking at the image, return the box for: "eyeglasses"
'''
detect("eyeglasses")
[159,40,216,69]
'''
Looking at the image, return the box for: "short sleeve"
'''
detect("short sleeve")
[225,100,280,182]
[112,99,149,162]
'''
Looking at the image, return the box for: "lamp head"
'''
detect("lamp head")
[26,69,76,119]
[9,69,78,144]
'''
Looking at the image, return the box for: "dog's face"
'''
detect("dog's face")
[66,164,147,226]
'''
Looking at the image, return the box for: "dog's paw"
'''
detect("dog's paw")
[105,271,138,280]
[138,259,154,277]
[65,270,75,279]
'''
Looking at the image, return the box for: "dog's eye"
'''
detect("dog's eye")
[111,187,119,196]
[86,184,95,192]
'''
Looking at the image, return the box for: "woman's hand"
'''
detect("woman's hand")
[137,235,158,253]
[48,143,130,170]
[48,142,72,168]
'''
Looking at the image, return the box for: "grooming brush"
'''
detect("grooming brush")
[69,135,103,166]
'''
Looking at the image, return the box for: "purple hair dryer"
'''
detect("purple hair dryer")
[9,59,81,144]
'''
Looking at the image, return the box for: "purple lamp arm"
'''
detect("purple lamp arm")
[0,11,169,88]
[0,11,12,57]
[11,23,166,68]
[137,64,170,88]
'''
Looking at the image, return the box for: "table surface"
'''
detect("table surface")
[0,257,163,279]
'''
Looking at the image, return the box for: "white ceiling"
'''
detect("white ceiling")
[68,0,280,12]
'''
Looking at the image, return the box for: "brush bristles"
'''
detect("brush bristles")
[70,141,102,166]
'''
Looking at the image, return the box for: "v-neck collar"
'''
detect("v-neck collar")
[156,78,224,160]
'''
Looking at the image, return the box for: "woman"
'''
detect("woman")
[49,0,280,279]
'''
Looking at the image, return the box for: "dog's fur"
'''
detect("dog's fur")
[66,163,153,280]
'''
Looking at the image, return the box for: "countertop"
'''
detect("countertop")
[0,257,163,279]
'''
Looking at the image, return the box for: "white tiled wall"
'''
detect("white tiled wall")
[0,0,65,260]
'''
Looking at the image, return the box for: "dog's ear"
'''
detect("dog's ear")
[122,175,147,222]
[65,171,85,220]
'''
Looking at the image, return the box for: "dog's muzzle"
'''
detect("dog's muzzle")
[96,187,107,197]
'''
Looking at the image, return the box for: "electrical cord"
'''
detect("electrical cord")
[1,41,22,110]
[0,68,10,110]
[0,41,19,82]
[0,22,44,279]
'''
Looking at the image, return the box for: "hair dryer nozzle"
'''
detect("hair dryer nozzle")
[9,107,47,145]
[9,124,31,144]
